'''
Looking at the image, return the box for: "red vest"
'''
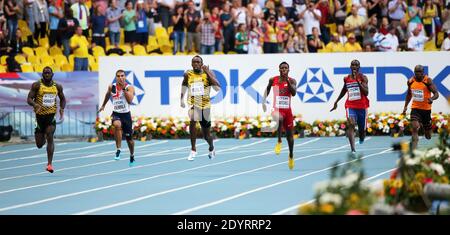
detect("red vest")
[344,73,369,109]
[272,76,292,110]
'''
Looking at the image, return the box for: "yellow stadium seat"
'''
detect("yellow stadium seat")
[0,65,7,73]
[120,44,132,53]
[61,63,73,72]
[1,55,9,65]
[189,51,198,55]
[38,37,50,49]
[90,63,98,71]
[92,46,105,57]
[108,53,119,56]
[21,63,34,72]
[213,51,224,55]
[27,54,39,64]
[68,54,75,66]
[123,53,133,56]
[424,40,438,51]
[51,64,61,72]
[133,45,147,55]
[146,36,159,52]
[49,46,63,56]
[162,52,173,55]
[15,55,27,64]
[175,52,187,55]
[22,47,35,57]
[34,64,45,72]
[35,47,49,57]
[155,27,169,38]
[41,55,54,66]
[53,54,68,66]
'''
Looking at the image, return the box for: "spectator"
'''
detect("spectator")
[378,16,389,35]
[172,5,186,54]
[351,0,368,19]
[157,0,174,29]
[367,0,382,21]
[71,0,90,38]
[185,0,201,53]
[336,24,347,45]
[91,3,107,49]
[232,0,248,27]
[248,0,264,19]
[262,14,279,53]
[58,7,79,57]
[295,23,308,52]
[407,0,423,36]
[198,11,216,54]
[135,0,149,46]
[344,32,363,51]
[384,25,399,51]
[324,32,345,52]
[220,1,235,53]
[396,17,409,50]
[32,0,49,41]
[7,29,26,72]
[4,0,19,41]
[441,30,450,50]
[234,23,248,53]
[333,0,347,25]
[70,25,90,71]
[248,16,264,54]
[23,0,36,47]
[307,26,323,52]
[316,0,331,44]
[123,0,137,46]
[49,0,63,47]
[388,0,407,28]
[145,0,158,36]
[442,3,450,34]
[407,26,430,51]
[106,0,123,48]
[299,0,321,37]
[344,5,366,44]
[422,0,437,37]
[211,6,222,52]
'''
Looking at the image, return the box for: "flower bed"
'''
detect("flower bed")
[94,113,449,140]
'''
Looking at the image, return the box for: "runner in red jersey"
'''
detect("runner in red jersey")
[330,59,369,154]
[262,62,297,170]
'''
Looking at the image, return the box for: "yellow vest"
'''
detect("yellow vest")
[36,79,58,115]
[187,70,211,109]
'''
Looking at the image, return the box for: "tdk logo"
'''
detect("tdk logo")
[297,68,334,103]
[112,71,145,105]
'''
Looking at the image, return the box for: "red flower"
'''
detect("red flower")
[102,129,107,134]
[424,178,433,184]
[389,188,397,196]
[390,169,398,179]
[340,124,346,129]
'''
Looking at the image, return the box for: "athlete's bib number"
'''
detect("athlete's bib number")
[190,82,204,96]
[42,94,56,107]
[138,21,144,28]
[275,96,290,109]
[412,89,424,102]
[113,99,127,112]
[348,87,361,101]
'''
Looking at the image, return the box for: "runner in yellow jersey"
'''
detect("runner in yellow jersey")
[180,55,221,161]
[402,65,439,149]
[27,67,66,173]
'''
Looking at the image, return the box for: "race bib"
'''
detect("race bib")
[113,99,126,112]
[42,94,56,107]
[190,82,204,96]
[412,89,424,102]
[138,21,144,28]
[348,87,361,101]
[275,96,290,109]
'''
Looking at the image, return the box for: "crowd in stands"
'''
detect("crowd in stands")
[0,0,449,73]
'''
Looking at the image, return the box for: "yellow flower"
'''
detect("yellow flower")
[320,203,335,214]
[299,204,316,214]
[415,172,426,182]
[367,127,372,133]
[391,179,403,188]
[440,176,449,184]
[349,193,359,204]
[383,179,391,188]
[408,181,422,195]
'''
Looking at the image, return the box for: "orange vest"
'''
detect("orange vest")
[409,76,432,110]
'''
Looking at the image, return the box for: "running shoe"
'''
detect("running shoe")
[129,156,135,167]
[114,149,121,160]
[274,142,282,155]
[187,151,197,161]
[208,149,215,159]
[288,157,294,170]
[46,164,54,173]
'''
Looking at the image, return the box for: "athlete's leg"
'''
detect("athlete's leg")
[286,128,294,158]
[356,109,367,144]
[45,124,56,166]
[423,111,432,140]
[35,118,46,148]
[411,120,420,149]
[113,120,123,150]
[188,108,197,152]
[346,118,357,152]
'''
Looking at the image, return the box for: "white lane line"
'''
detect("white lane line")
[0,141,209,182]
[0,143,69,155]
[271,167,396,215]
[173,148,392,215]
[0,141,169,171]
[0,142,114,163]
[0,139,276,212]
[0,140,268,195]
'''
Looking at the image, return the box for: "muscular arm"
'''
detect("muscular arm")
[427,78,439,102]
[205,67,221,91]
[262,78,274,104]
[56,83,66,110]
[288,78,297,96]
[358,74,369,96]
[123,85,135,104]
[330,79,348,112]
[100,84,112,109]
[27,82,40,108]
[180,72,189,103]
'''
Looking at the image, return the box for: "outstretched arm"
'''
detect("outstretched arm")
[180,72,188,108]
[98,84,112,112]
[330,81,347,112]
[262,78,274,112]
